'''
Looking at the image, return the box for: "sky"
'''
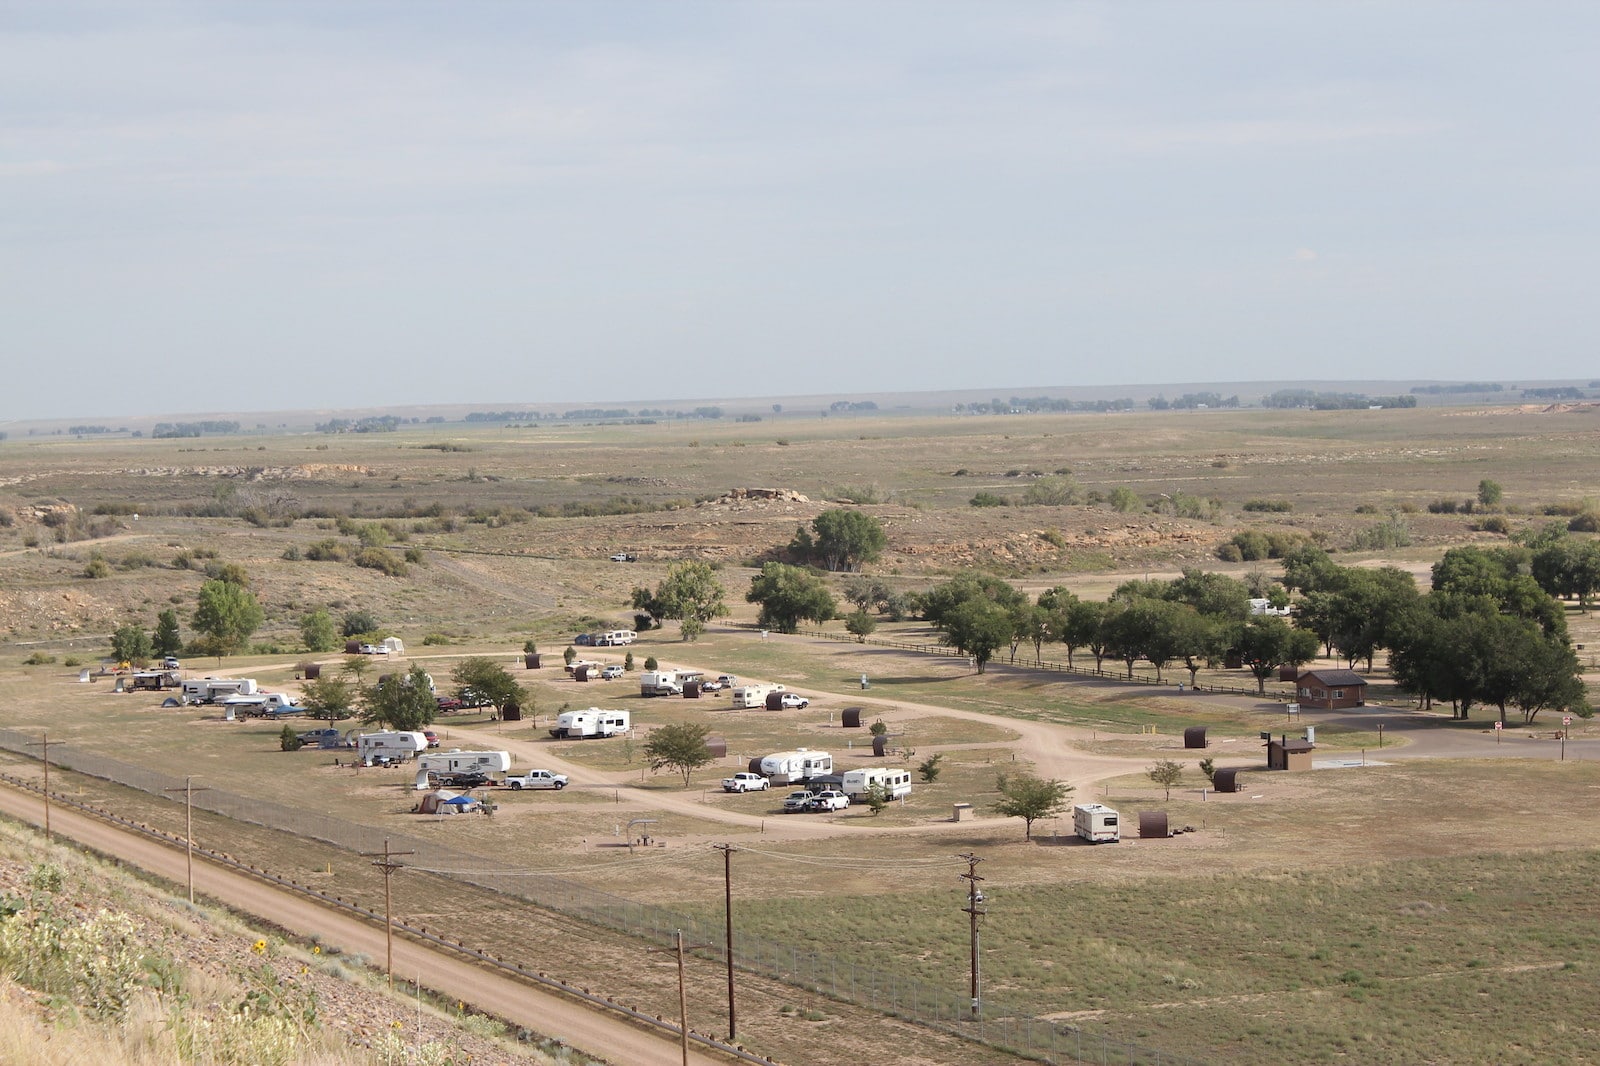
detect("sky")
[3,2,1598,421]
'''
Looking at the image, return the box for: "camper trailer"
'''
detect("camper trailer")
[639,671,681,697]
[548,708,631,740]
[130,670,181,691]
[356,731,429,766]
[732,683,785,709]
[1073,803,1121,843]
[221,693,303,718]
[840,768,913,801]
[596,630,637,646]
[415,749,511,788]
[758,749,833,785]
[180,677,259,704]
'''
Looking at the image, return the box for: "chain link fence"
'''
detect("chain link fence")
[0,727,1205,1065]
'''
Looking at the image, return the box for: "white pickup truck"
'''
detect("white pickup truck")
[722,772,770,793]
[504,769,569,791]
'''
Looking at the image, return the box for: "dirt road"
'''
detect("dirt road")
[0,784,736,1066]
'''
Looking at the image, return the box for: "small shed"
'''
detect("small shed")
[1267,736,1316,771]
[1138,811,1170,838]
[1295,668,1368,710]
[1212,768,1242,793]
[1183,726,1208,749]
[841,707,863,729]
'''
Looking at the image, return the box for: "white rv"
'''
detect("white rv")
[639,671,681,697]
[415,749,512,788]
[597,630,636,646]
[732,683,785,709]
[758,749,833,785]
[181,677,259,704]
[221,693,302,718]
[356,731,429,766]
[548,708,631,740]
[841,768,913,801]
[1073,803,1121,843]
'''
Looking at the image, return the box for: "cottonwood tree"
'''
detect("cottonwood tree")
[451,657,526,718]
[643,722,714,786]
[361,664,436,731]
[746,562,836,633]
[992,772,1074,841]
[300,676,356,723]
[301,609,339,652]
[1237,616,1319,696]
[642,561,727,642]
[791,509,887,572]
[110,622,152,664]
[191,578,264,657]
[940,598,1015,673]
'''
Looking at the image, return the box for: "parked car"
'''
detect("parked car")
[162,656,181,670]
[297,727,344,747]
[357,642,384,655]
[781,790,816,813]
[722,772,770,793]
[601,664,624,679]
[505,769,568,791]
[779,693,811,709]
[716,674,737,687]
[699,679,724,692]
[438,770,490,789]
[435,695,464,712]
[609,552,636,562]
[423,730,440,748]
[459,688,492,708]
[805,790,851,812]
[573,634,596,646]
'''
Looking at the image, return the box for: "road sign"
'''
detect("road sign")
[1564,715,1573,727]
[1493,721,1503,731]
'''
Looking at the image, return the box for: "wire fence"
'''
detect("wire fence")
[0,727,1206,1066]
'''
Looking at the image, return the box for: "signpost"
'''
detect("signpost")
[1494,720,1503,744]
[1562,715,1572,761]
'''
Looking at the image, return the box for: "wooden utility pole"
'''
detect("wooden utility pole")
[26,733,52,842]
[958,852,986,1018]
[362,839,415,986]
[676,929,690,1066]
[163,776,211,904]
[714,842,737,1039]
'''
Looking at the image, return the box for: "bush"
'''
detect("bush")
[354,547,408,577]
[1243,500,1293,513]
[1349,515,1411,551]
[1039,528,1067,548]
[279,724,303,751]
[1107,486,1141,513]
[83,554,110,579]
[22,652,56,665]
[1568,512,1600,533]
[1427,498,1459,514]
[281,545,302,561]
[970,492,1009,508]
[303,539,349,562]
[1475,515,1512,535]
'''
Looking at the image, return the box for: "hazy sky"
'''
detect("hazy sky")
[4,3,1598,421]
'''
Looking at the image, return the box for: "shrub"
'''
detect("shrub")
[1353,504,1380,515]
[83,554,110,579]
[303,539,349,562]
[1107,486,1141,513]
[1349,515,1411,551]
[1039,528,1067,548]
[1244,500,1293,513]
[1475,515,1512,535]
[353,547,407,576]
[970,492,1009,508]
[22,652,56,665]
[279,724,303,751]
[1568,512,1600,533]
[1427,498,1459,514]
[281,545,302,560]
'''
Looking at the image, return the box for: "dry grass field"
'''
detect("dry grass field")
[3,401,1600,1064]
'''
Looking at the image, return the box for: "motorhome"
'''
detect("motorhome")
[732,683,785,709]
[841,767,913,801]
[758,749,833,785]
[415,749,512,788]
[597,630,636,646]
[639,671,681,697]
[548,708,631,740]
[180,677,258,704]
[1073,803,1121,843]
[356,731,429,766]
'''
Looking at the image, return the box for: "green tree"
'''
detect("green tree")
[360,664,436,731]
[451,657,526,718]
[845,609,878,641]
[341,609,379,638]
[863,783,890,815]
[564,646,577,666]
[1107,486,1141,513]
[648,561,727,642]
[340,654,373,685]
[842,576,893,614]
[644,655,659,672]
[110,622,152,664]
[918,571,1026,627]
[800,509,888,572]
[152,609,182,658]
[992,772,1074,840]
[300,609,339,653]
[940,598,1015,673]
[300,675,356,723]
[918,753,944,783]
[279,724,303,751]
[1062,599,1105,670]
[191,579,264,657]
[643,722,714,787]
[1478,479,1504,508]
[1237,616,1319,695]
[746,562,837,633]
[1148,759,1184,800]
